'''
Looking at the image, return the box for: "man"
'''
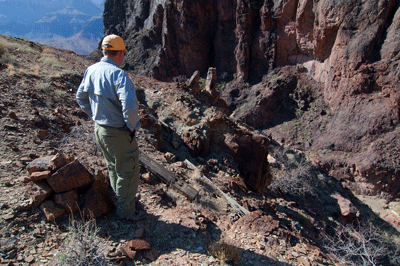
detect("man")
[76,34,141,220]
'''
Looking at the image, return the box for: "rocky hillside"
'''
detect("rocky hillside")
[1,34,400,265]
[101,0,400,202]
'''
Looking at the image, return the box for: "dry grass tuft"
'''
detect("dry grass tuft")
[209,241,241,265]
[0,42,6,58]
[54,214,109,266]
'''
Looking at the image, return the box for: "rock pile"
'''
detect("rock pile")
[24,153,115,221]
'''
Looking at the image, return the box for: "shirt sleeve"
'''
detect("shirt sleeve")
[116,72,141,131]
[76,70,93,117]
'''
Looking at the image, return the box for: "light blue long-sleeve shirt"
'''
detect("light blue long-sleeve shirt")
[76,57,141,132]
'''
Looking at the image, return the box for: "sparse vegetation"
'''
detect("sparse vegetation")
[269,146,317,197]
[39,56,59,66]
[55,89,67,96]
[55,216,109,266]
[36,82,51,91]
[0,42,17,65]
[216,81,226,91]
[323,223,400,266]
[52,64,63,69]
[199,78,206,91]
[2,40,37,54]
[0,43,6,58]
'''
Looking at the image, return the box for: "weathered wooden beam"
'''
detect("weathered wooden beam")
[139,152,199,200]
[184,159,250,217]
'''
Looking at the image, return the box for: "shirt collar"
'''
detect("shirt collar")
[100,57,120,68]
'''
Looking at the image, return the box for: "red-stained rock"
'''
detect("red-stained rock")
[26,156,53,174]
[26,181,53,207]
[231,210,279,235]
[49,152,74,171]
[121,244,137,259]
[143,249,159,261]
[127,239,151,251]
[82,185,113,219]
[233,130,271,193]
[30,170,51,182]
[332,193,360,221]
[36,129,49,141]
[40,200,66,221]
[46,160,93,193]
[54,190,79,213]
[381,210,400,228]
[186,71,200,96]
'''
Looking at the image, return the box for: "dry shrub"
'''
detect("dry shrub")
[268,146,317,197]
[323,223,399,266]
[54,215,109,266]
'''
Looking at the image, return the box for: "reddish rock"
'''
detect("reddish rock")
[229,176,248,193]
[26,156,53,174]
[49,152,74,171]
[127,239,151,251]
[20,157,32,164]
[122,244,137,259]
[81,170,114,218]
[143,249,159,261]
[37,129,49,141]
[138,110,164,150]
[142,172,155,185]
[46,160,93,193]
[9,112,18,120]
[135,228,145,238]
[30,170,51,182]
[40,200,66,221]
[208,112,271,193]
[26,181,53,207]
[182,126,210,157]
[233,130,271,193]
[54,190,79,213]
[82,184,113,219]
[332,193,360,221]
[231,210,279,235]
[381,210,400,228]
[186,70,200,96]
[205,67,220,104]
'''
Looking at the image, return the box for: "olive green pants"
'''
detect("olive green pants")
[94,123,140,219]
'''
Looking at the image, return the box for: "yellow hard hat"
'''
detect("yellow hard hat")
[102,34,127,53]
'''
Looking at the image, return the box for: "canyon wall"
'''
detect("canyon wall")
[102,0,400,199]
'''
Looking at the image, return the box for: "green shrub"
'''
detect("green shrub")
[36,82,51,91]
[52,64,63,69]
[39,56,59,66]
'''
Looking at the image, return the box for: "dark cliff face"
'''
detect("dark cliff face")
[103,0,399,83]
[103,0,239,81]
[103,0,400,199]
